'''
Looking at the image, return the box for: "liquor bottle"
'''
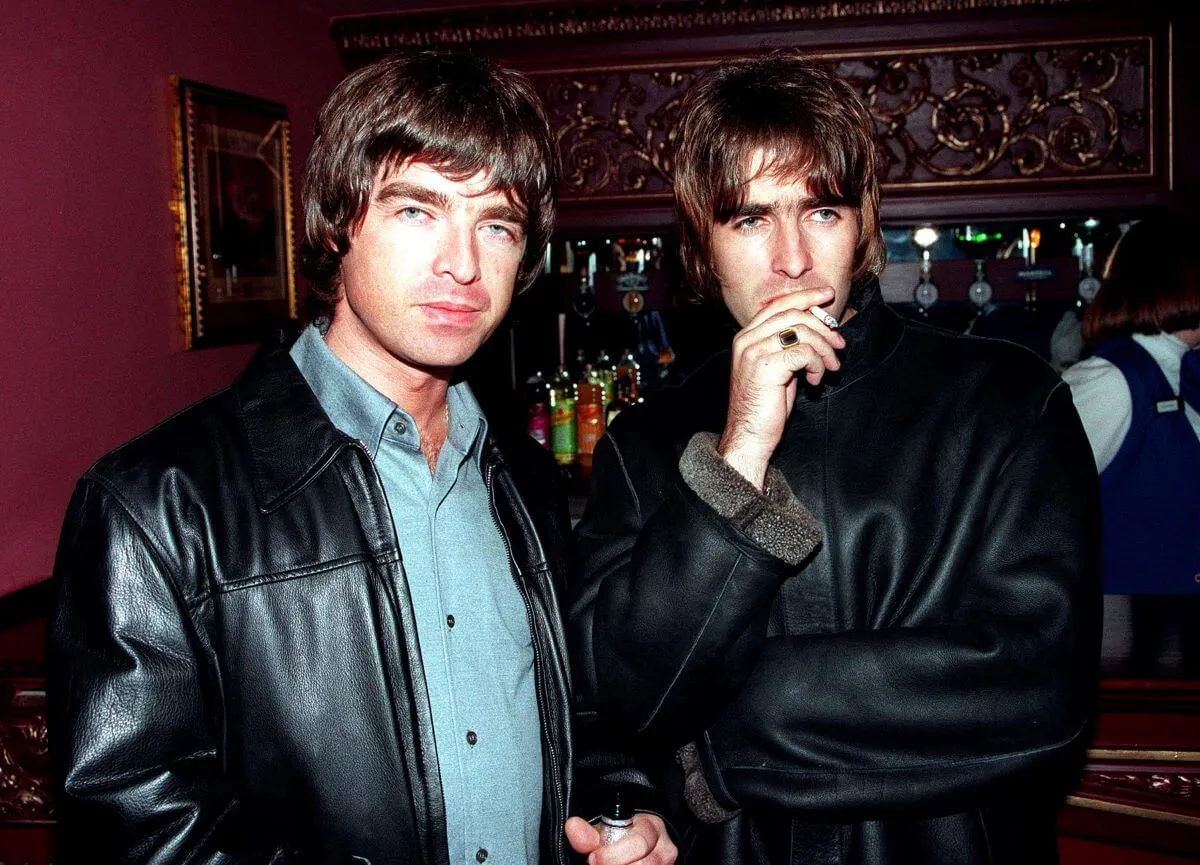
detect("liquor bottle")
[549,365,577,469]
[615,348,641,401]
[575,364,606,477]
[1024,228,1042,312]
[605,373,633,428]
[570,347,589,383]
[597,790,633,845]
[595,348,617,405]
[524,371,550,449]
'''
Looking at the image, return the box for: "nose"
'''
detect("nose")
[773,221,813,280]
[433,221,481,285]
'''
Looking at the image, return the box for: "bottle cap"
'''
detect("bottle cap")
[604,789,630,821]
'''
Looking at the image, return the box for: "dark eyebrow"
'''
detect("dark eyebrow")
[479,203,526,226]
[804,196,849,210]
[730,203,774,219]
[718,201,774,224]
[374,181,450,209]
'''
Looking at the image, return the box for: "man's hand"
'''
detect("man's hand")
[718,286,846,488]
[564,814,677,865]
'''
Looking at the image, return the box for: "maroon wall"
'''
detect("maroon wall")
[0,1,344,596]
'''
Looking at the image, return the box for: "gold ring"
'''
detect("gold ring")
[777,328,799,348]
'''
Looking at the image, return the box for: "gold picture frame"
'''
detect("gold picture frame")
[170,77,297,350]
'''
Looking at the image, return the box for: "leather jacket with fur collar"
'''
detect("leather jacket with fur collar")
[570,282,1102,865]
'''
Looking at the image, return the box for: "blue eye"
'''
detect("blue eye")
[484,223,519,242]
[812,208,840,223]
[735,216,764,232]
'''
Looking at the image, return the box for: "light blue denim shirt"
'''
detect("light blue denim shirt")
[291,325,542,865]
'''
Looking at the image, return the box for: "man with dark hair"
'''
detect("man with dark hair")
[48,50,674,865]
[570,51,1102,864]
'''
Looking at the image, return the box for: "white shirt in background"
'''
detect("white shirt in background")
[1061,331,1200,472]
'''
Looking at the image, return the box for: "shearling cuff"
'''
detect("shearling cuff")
[677,742,738,824]
[679,431,822,566]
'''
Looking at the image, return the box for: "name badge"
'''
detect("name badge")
[1155,398,1182,414]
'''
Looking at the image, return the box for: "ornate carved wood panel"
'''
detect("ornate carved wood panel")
[847,38,1155,190]
[0,669,51,864]
[541,69,684,202]
[0,676,50,826]
[1072,752,1200,826]
[532,33,1158,208]
[334,3,1170,224]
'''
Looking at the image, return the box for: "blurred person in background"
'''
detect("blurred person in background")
[1062,211,1200,674]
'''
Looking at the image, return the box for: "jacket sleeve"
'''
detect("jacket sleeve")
[568,420,822,741]
[48,478,280,864]
[572,384,1102,822]
[514,439,675,840]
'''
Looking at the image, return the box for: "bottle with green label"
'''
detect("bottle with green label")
[549,364,577,468]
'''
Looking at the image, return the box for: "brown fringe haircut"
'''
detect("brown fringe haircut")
[300,50,559,317]
[673,51,886,299]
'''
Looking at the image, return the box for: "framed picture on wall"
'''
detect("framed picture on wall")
[170,77,297,350]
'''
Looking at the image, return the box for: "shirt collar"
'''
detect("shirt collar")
[446,380,489,468]
[1132,330,1190,358]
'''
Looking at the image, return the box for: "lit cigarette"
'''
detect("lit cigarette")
[812,308,839,330]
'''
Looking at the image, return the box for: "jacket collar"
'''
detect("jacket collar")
[814,276,906,397]
[232,328,519,514]
[232,329,355,513]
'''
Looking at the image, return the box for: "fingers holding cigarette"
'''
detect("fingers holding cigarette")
[747,288,843,338]
[720,289,849,484]
[734,313,843,388]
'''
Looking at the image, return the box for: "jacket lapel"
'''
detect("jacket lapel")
[232,330,353,514]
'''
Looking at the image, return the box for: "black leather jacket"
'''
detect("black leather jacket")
[48,332,576,865]
[570,285,1103,865]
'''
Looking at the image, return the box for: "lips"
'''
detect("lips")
[758,293,788,313]
[420,300,486,326]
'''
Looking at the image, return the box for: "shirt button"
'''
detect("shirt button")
[466,730,477,746]
[446,614,455,628]
[475,849,488,863]
[393,420,407,435]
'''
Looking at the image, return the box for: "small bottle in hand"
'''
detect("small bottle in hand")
[597,790,633,845]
